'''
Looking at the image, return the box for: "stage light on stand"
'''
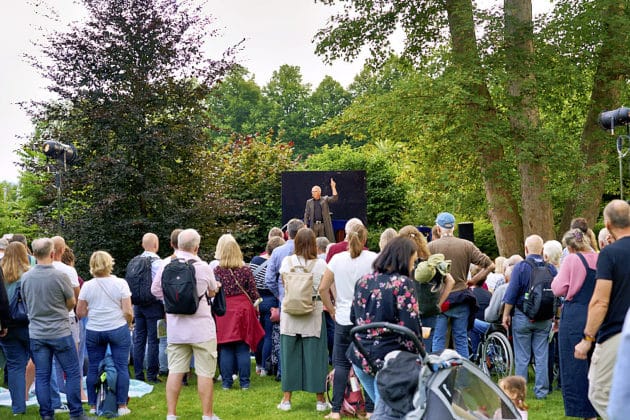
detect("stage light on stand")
[598,107,630,133]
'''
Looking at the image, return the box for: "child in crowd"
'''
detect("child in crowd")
[498,376,528,420]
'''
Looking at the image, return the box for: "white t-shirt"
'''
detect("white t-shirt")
[79,276,131,332]
[52,261,80,316]
[279,255,327,290]
[327,250,377,325]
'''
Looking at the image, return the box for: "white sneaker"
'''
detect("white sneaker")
[316,401,332,412]
[277,400,291,411]
[118,407,131,416]
[166,415,179,420]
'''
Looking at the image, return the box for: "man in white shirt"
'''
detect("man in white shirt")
[51,236,84,405]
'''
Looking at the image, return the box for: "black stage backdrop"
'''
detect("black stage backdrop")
[281,171,367,232]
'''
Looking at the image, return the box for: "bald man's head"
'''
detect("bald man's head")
[51,236,66,261]
[525,235,544,255]
[604,200,630,230]
[142,233,159,253]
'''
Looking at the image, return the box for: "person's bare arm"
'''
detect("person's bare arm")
[502,303,514,330]
[468,263,495,287]
[76,299,88,319]
[318,268,335,319]
[65,296,76,311]
[121,297,133,325]
[575,279,612,359]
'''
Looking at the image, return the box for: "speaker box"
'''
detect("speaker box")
[458,222,475,243]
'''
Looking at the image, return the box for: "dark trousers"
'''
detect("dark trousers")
[133,302,164,381]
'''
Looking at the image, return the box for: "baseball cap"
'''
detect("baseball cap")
[435,212,455,229]
[0,238,8,250]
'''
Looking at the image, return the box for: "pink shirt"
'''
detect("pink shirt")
[551,251,598,301]
[151,250,218,344]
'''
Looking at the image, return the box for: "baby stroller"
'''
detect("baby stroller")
[351,322,522,419]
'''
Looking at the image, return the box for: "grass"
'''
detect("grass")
[0,364,572,419]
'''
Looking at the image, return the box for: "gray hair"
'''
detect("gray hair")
[287,219,305,239]
[344,218,364,234]
[178,229,201,252]
[32,238,54,259]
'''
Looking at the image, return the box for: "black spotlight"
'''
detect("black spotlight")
[42,141,78,164]
[598,107,630,131]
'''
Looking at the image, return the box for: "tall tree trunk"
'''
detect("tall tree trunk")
[445,0,524,256]
[560,1,629,234]
[504,0,555,241]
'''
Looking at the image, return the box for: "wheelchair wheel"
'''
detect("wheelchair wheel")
[480,331,513,381]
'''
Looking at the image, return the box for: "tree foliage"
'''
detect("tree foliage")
[20,0,237,273]
[207,65,354,157]
[205,134,297,257]
[314,0,630,255]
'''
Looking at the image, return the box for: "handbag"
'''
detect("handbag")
[211,286,226,316]
[10,282,29,322]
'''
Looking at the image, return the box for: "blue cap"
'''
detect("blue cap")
[436,212,455,229]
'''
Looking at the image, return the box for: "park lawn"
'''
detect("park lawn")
[0,365,569,419]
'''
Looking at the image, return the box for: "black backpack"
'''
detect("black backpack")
[161,258,206,315]
[125,255,159,306]
[521,260,556,321]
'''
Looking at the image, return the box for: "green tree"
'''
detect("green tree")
[21,0,236,272]
[314,0,630,254]
[0,180,42,238]
[206,134,297,257]
[263,65,312,156]
[305,76,353,151]
[206,65,270,142]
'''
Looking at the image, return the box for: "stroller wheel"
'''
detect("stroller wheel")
[480,331,513,381]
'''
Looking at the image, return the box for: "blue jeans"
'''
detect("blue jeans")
[86,324,131,406]
[219,341,251,388]
[332,323,353,412]
[433,303,470,358]
[133,304,163,381]
[353,363,380,405]
[420,315,437,353]
[159,336,168,373]
[50,356,64,408]
[0,326,30,414]
[256,294,277,370]
[30,334,84,418]
[470,319,490,359]
[78,316,88,376]
[512,309,551,398]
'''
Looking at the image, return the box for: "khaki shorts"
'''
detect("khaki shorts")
[167,340,218,378]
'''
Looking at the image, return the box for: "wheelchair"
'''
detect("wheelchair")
[471,323,514,382]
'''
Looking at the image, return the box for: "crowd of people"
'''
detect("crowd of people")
[1,197,630,420]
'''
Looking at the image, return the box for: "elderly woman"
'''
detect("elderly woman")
[378,227,398,253]
[347,236,422,404]
[551,229,598,420]
[276,228,330,412]
[76,251,133,417]
[319,225,377,419]
[0,242,34,415]
[213,234,264,390]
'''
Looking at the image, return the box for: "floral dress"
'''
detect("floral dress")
[347,271,422,375]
